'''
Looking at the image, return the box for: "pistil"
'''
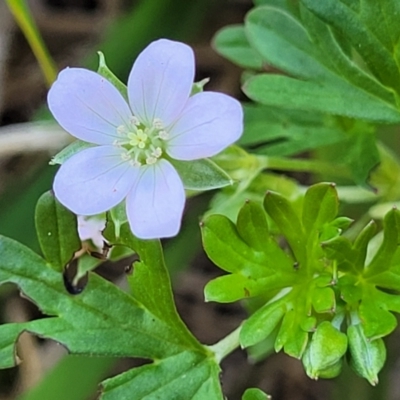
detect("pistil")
[114,116,169,166]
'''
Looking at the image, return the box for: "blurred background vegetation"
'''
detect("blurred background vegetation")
[0,1,400,399]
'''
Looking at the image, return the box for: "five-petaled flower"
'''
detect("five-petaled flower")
[48,39,243,239]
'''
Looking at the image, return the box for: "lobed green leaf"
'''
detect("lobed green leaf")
[35,191,81,271]
[101,351,223,400]
[240,300,286,347]
[242,387,271,400]
[212,25,263,70]
[302,183,338,235]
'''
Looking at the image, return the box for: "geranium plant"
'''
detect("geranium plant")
[3,0,400,399]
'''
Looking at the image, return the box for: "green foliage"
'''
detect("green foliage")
[0,220,225,399]
[35,191,80,271]
[17,356,115,400]
[6,0,400,396]
[50,140,95,166]
[241,3,400,123]
[212,25,263,70]
[242,388,271,400]
[239,105,346,157]
[97,51,128,100]
[212,0,400,187]
[202,183,400,383]
[169,158,233,190]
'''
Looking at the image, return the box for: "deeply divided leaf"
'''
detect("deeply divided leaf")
[35,191,81,271]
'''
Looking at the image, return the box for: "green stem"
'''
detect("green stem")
[259,155,350,178]
[6,0,57,86]
[207,325,242,363]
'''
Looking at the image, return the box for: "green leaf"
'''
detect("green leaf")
[0,235,196,361]
[338,276,363,305]
[303,321,347,379]
[243,74,400,123]
[202,198,298,306]
[104,222,199,341]
[254,0,300,16]
[359,289,397,340]
[0,231,224,398]
[301,0,400,93]
[300,4,396,104]
[365,208,400,277]
[35,191,80,271]
[239,105,346,157]
[274,308,295,352]
[321,236,358,273]
[205,274,263,303]
[302,183,338,234]
[202,214,269,275]
[101,350,222,400]
[245,6,325,80]
[169,158,233,190]
[341,128,380,187]
[263,191,305,264]
[348,324,386,385]
[212,25,263,69]
[97,51,128,101]
[202,213,291,277]
[240,301,286,347]
[311,286,336,314]
[330,216,354,231]
[236,200,269,251]
[243,5,400,122]
[242,388,271,400]
[353,220,377,269]
[17,355,115,400]
[274,307,308,358]
[50,140,95,166]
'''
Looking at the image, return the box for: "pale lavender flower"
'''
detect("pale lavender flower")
[48,39,243,239]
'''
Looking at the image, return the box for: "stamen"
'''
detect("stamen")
[152,147,162,158]
[115,115,168,167]
[146,156,157,165]
[121,152,131,161]
[153,118,164,129]
[130,116,140,126]
[158,130,169,140]
[117,125,126,134]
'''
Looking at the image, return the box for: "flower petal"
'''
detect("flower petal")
[166,92,243,160]
[127,39,194,127]
[53,146,139,215]
[126,159,185,239]
[48,68,132,145]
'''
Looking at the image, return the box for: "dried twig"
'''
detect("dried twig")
[0,122,71,158]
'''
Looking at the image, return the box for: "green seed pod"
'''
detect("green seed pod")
[302,321,347,379]
[348,324,386,386]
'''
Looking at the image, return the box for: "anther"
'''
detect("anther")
[153,118,164,129]
[146,156,157,165]
[130,116,140,126]
[158,130,169,140]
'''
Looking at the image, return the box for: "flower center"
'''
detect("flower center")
[114,116,169,166]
